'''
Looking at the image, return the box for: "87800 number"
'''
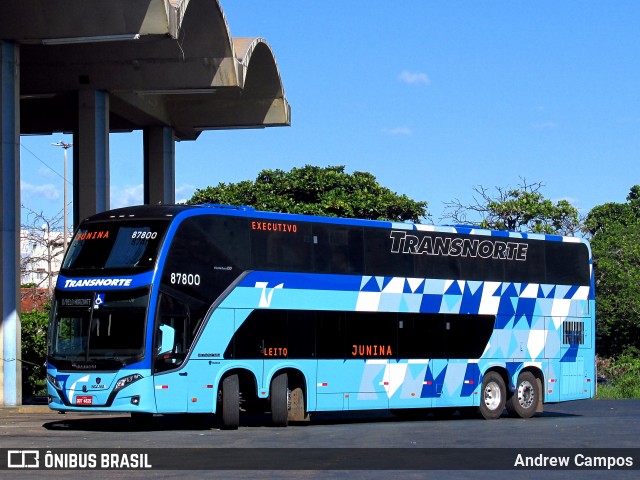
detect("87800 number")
[170,273,201,286]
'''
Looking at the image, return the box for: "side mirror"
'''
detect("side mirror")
[157,324,176,357]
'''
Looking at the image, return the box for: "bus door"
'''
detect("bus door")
[186,308,237,413]
[559,318,589,400]
[153,294,191,413]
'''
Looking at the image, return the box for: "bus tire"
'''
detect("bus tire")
[271,372,289,427]
[479,371,506,420]
[506,371,539,418]
[221,374,240,430]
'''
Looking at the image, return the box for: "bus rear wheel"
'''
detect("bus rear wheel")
[271,372,289,427]
[221,374,240,430]
[506,371,539,418]
[479,371,506,420]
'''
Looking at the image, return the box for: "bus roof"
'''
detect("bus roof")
[82,204,587,246]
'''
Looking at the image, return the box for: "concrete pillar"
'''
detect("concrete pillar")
[143,126,175,205]
[0,41,21,406]
[73,89,110,228]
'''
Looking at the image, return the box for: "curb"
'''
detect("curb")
[1,405,52,414]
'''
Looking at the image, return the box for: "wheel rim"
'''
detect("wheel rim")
[483,381,502,410]
[517,380,535,409]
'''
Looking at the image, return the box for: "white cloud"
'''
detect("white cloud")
[175,183,196,204]
[37,166,59,180]
[111,184,144,209]
[398,70,431,86]
[21,181,60,201]
[110,183,197,208]
[384,127,413,136]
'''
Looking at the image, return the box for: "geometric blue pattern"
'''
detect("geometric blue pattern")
[228,254,595,407]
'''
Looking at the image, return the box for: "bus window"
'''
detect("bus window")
[251,222,313,272]
[312,225,364,274]
[345,312,396,359]
[154,293,191,372]
[62,220,169,272]
[397,313,446,359]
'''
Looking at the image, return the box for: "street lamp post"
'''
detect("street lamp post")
[41,222,53,295]
[51,141,72,251]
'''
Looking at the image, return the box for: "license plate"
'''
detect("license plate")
[75,395,93,405]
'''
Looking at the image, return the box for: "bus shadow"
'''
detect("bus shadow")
[307,408,580,426]
[43,413,221,432]
[42,408,580,432]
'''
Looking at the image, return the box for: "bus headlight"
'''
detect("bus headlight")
[113,374,143,393]
[47,373,61,390]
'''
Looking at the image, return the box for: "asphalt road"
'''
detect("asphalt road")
[0,400,638,479]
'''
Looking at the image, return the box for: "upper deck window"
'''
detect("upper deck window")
[62,220,170,273]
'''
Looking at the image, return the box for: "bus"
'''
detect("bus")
[46,204,595,429]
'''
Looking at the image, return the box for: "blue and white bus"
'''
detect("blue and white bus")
[47,204,595,429]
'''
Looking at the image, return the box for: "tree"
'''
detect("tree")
[441,179,581,235]
[21,207,66,296]
[188,165,430,222]
[21,308,49,400]
[585,186,640,357]
[584,185,640,236]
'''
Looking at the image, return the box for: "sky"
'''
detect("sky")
[19,0,640,230]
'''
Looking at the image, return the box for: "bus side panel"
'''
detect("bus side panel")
[184,359,218,413]
[387,360,432,409]
[188,307,239,413]
[205,270,596,414]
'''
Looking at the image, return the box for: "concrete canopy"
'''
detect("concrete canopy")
[3,0,290,140]
[0,0,290,406]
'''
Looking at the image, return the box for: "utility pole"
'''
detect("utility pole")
[51,141,72,251]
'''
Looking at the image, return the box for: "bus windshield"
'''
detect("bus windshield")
[49,288,149,367]
[62,220,170,273]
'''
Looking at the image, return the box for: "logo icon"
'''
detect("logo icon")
[7,450,39,468]
[255,282,284,308]
[95,377,101,385]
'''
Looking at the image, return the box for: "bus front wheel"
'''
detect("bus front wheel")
[270,372,289,427]
[506,371,539,418]
[221,374,240,430]
[479,371,506,420]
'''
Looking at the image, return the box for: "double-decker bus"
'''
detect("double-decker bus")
[46,204,595,429]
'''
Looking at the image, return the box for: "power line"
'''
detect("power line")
[19,142,73,187]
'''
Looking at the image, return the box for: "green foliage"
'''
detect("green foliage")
[585,185,640,236]
[21,309,49,397]
[442,179,580,235]
[596,350,640,399]
[586,186,640,357]
[188,165,429,222]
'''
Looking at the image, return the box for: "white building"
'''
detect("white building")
[20,229,67,291]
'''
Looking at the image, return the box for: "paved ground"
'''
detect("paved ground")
[0,400,638,479]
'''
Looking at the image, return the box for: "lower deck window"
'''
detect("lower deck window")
[225,310,495,360]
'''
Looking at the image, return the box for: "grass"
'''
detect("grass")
[595,351,640,399]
